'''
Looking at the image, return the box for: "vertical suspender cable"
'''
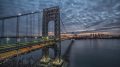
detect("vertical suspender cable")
[16,16,20,43]
[34,13,37,40]
[0,20,5,45]
[6,19,10,44]
[25,15,29,42]
[31,13,33,40]
[30,14,31,41]
[32,13,33,40]
[38,12,40,38]
[16,15,20,67]
[30,14,32,41]
[33,13,35,40]
[27,15,31,41]
[2,20,4,38]
[60,19,68,33]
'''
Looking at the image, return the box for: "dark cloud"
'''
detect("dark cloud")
[0,0,120,34]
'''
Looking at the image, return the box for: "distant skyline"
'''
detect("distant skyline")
[0,0,120,36]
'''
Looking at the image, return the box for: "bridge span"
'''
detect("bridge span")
[0,6,68,67]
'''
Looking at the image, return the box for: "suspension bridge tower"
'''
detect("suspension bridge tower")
[40,6,63,66]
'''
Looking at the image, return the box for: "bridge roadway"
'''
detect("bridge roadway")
[0,39,57,64]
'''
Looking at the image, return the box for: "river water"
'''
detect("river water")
[69,39,120,67]
[1,39,120,67]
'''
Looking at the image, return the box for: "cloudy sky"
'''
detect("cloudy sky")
[0,0,120,35]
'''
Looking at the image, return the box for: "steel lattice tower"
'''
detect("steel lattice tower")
[40,6,62,65]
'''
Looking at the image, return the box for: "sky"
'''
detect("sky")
[0,0,120,36]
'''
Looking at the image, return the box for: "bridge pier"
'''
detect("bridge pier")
[40,47,51,64]
[51,58,63,66]
[40,43,63,67]
[51,42,63,66]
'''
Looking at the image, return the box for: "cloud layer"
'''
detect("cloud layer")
[0,0,120,34]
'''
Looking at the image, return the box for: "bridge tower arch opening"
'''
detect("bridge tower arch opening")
[48,21,55,36]
[40,6,62,65]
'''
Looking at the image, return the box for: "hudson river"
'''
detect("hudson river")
[13,39,120,67]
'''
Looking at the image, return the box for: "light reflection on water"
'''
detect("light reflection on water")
[1,39,120,67]
[70,39,120,67]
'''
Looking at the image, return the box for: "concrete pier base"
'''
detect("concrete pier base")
[40,56,51,64]
[51,58,63,66]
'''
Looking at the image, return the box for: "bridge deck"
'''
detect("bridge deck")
[0,40,56,63]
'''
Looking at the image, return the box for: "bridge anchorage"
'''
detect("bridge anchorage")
[39,6,63,66]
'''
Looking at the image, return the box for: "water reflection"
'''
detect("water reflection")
[0,40,74,67]
[72,39,120,67]
[62,40,74,67]
[1,39,120,67]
